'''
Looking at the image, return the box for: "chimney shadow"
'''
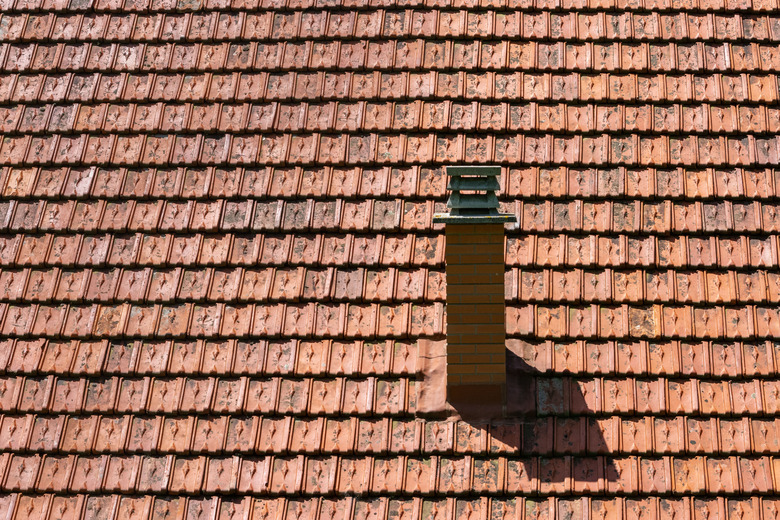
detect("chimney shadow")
[446,348,617,489]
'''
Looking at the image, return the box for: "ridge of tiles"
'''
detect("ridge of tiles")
[3,0,780,517]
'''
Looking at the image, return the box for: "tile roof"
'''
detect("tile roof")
[2,0,780,517]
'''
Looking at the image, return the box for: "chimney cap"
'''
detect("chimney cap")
[433,166,517,224]
[446,165,502,176]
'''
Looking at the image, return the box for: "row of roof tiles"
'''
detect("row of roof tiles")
[7,40,780,73]
[0,376,414,416]
[508,268,780,304]
[505,339,780,378]
[7,265,780,305]
[1,72,776,104]
[0,199,443,233]
[5,332,780,376]
[7,412,780,455]
[5,232,780,269]
[506,199,780,229]
[0,415,462,455]
[4,11,780,42]
[133,198,780,233]
[3,0,780,13]
[0,233,447,268]
[0,294,780,339]
[0,301,445,338]
[505,234,778,268]
[3,452,780,496]
[502,168,776,200]
[1,166,446,200]
[0,267,444,303]
[8,264,780,305]
[5,302,780,339]
[506,303,780,339]
[3,167,778,201]
[509,376,775,416]
[1,495,779,520]
[1,338,419,376]
[8,198,780,234]
[6,102,780,136]
[3,132,780,167]
[3,335,780,378]
[0,375,777,416]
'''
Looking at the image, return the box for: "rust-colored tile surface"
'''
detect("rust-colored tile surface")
[2,0,780,516]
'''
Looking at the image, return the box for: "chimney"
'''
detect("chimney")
[433,166,516,417]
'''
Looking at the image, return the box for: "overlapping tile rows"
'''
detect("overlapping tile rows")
[2,0,780,516]
[5,495,780,520]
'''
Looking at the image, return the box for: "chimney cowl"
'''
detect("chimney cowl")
[433,166,517,224]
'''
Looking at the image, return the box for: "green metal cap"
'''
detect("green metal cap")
[433,166,517,224]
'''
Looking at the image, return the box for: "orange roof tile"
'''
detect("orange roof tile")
[2,0,780,516]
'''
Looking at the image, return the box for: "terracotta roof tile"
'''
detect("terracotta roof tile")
[2,0,780,512]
